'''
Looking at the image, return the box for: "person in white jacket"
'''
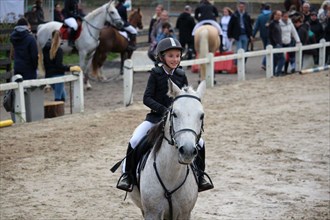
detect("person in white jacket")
[280,11,301,74]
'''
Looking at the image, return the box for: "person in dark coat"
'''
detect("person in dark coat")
[228,1,253,53]
[54,2,65,22]
[115,38,213,193]
[42,30,71,101]
[32,0,45,24]
[268,10,285,76]
[176,5,196,59]
[324,10,330,64]
[308,11,324,64]
[10,18,38,80]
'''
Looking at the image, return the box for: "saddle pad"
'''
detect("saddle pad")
[59,24,82,40]
[119,31,128,40]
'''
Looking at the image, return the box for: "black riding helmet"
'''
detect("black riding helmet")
[156,38,183,62]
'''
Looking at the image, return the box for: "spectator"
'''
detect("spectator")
[220,7,234,52]
[148,4,164,43]
[176,5,196,59]
[318,0,330,30]
[148,21,176,62]
[228,1,253,53]
[156,22,176,42]
[32,0,45,24]
[268,10,285,77]
[54,2,65,22]
[280,11,301,74]
[193,0,222,37]
[308,11,324,43]
[302,2,311,22]
[284,0,302,12]
[116,37,213,193]
[292,15,312,67]
[116,0,138,51]
[252,3,272,70]
[324,10,330,64]
[42,30,70,101]
[150,10,170,44]
[10,18,38,80]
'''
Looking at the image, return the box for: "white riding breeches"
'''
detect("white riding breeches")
[192,19,223,36]
[130,120,155,149]
[124,25,138,35]
[64,17,78,31]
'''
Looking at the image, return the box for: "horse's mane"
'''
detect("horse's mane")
[128,9,142,20]
[84,3,107,20]
[145,120,165,158]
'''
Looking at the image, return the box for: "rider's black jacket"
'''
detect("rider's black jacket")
[143,66,188,123]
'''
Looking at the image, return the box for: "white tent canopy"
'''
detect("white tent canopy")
[0,0,25,23]
[0,0,55,23]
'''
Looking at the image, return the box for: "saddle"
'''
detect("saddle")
[59,24,82,40]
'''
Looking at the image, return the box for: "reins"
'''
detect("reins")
[153,94,203,220]
[153,158,190,220]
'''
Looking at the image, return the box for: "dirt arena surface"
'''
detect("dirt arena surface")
[0,71,329,219]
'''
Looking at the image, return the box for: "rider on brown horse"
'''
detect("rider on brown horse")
[116,0,137,51]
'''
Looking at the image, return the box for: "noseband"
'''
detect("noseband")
[163,94,204,148]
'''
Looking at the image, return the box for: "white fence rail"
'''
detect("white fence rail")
[123,39,330,106]
[0,72,84,123]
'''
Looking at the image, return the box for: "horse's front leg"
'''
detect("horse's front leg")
[79,51,92,90]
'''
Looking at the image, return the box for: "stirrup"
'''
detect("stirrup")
[198,175,214,192]
[116,173,134,192]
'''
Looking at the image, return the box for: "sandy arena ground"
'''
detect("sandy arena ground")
[0,70,329,219]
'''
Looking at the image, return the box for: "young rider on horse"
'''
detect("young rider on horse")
[116,0,138,51]
[116,37,214,193]
[63,0,81,47]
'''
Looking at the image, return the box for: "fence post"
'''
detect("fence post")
[237,48,245,81]
[205,52,214,88]
[72,71,84,113]
[266,45,273,78]
[14,79,26,123]
[296,43,303,72]
[123,59,133,106]
[319,39,326,66]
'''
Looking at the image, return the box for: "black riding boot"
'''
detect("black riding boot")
[69,27,76,47]
[127,33,137,51]
[195,144,214,192]
[116,144,134,192]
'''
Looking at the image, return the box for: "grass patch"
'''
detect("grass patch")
[63,52,119,65]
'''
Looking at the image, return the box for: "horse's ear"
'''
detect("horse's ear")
[167,79,181,98]
[196,80,206,99]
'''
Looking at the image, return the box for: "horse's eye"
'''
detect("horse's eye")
[110,11,114,14]
[200,114,204,120]
[172,112,177,118]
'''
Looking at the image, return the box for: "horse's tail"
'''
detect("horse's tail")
[91,43,107,77]
[199,28,209,80]
[37,41,45,76]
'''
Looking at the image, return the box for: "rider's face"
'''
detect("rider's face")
[163,49,181,70]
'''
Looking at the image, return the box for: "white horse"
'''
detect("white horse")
[129,80,206,220]
[36,0,123,89]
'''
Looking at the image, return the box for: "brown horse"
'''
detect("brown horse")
[91,8,143,78]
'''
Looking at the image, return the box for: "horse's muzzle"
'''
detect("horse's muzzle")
[115,20,124,29]
[178,145,197,164]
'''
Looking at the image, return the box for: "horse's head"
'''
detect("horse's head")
[128,8,143,30]
[166,80,206,164]
[106,0,124,29]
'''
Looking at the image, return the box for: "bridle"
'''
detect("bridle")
[154,94,204,220]
[163,94,204,148]
[82,2,123,41]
